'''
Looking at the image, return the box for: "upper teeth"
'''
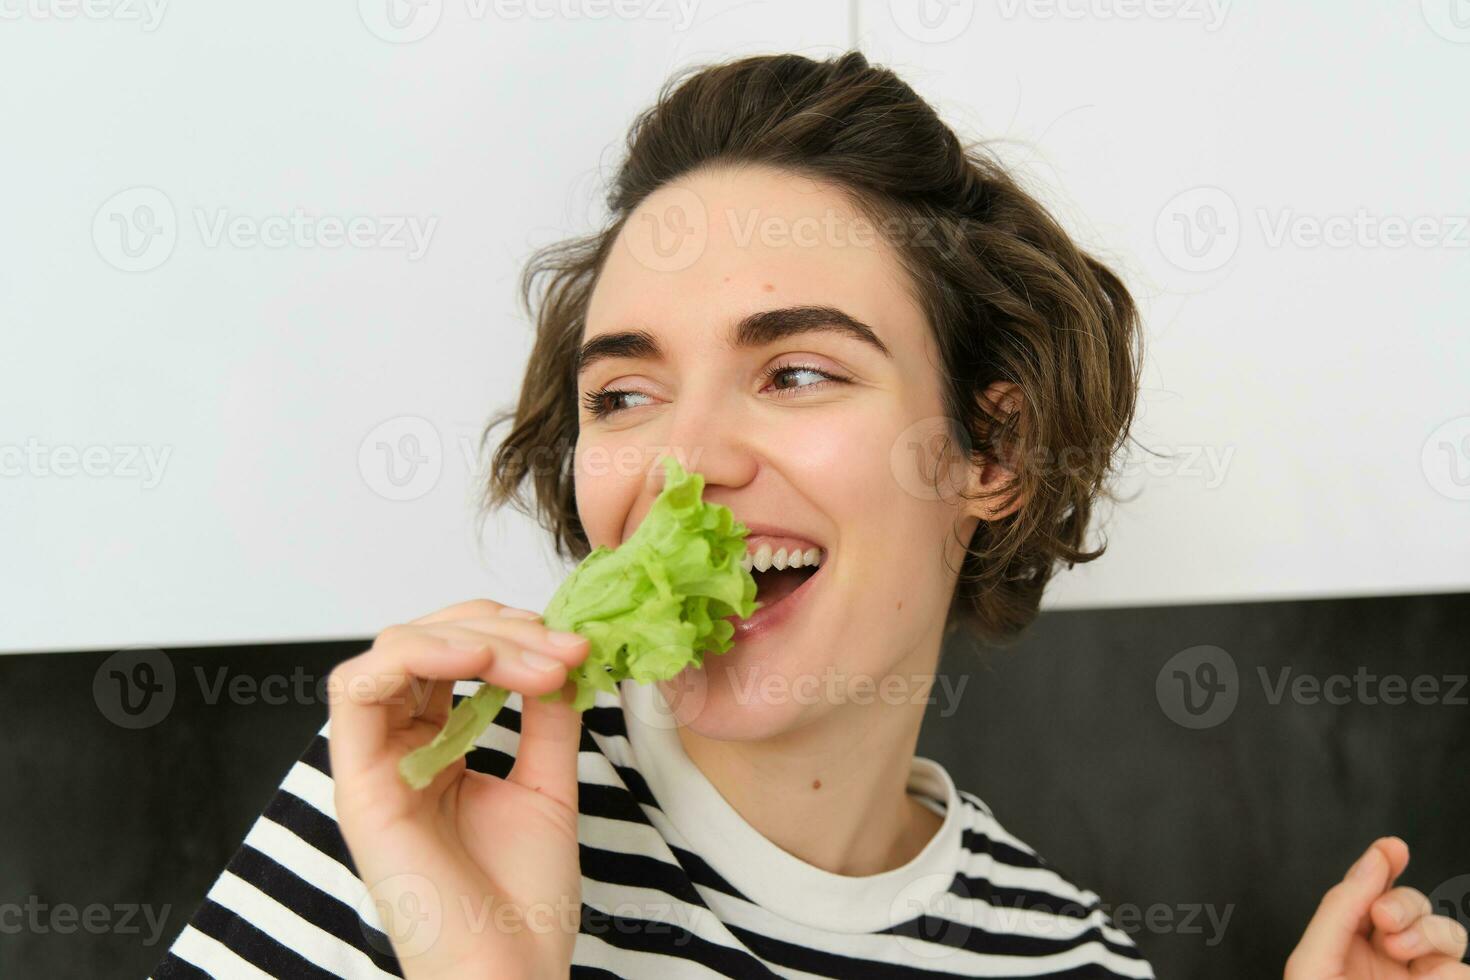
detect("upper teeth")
[740,543,823,573]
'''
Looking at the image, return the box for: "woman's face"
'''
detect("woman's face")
[573,164,991,741]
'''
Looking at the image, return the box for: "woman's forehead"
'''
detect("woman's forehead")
[589,172,925,356]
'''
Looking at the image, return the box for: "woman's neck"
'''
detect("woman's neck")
[673,679,943,877]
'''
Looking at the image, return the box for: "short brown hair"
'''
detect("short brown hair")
[481,50,1145,648]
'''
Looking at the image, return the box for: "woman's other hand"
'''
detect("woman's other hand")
[1286,836,1469,980]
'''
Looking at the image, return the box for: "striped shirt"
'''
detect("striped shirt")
[153,677,1155,978]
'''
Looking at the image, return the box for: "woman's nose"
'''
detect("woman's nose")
[659,395,758,491]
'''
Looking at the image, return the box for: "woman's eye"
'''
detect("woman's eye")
[581,388,652,419]
[764,362,847,395]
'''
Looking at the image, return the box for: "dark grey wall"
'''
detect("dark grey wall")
[919,591,1469,976]
[2,591,1466,978]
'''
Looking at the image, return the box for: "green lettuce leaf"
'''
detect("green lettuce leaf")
[398,453,759,790]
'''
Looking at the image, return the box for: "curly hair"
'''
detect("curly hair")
[478,50,1145,648]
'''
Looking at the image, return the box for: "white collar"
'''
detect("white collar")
[617,677,966,933]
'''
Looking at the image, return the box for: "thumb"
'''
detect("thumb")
[1289,839,1397,973]
[507,678,585,811]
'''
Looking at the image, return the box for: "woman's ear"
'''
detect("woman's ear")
[960,382,1028,523]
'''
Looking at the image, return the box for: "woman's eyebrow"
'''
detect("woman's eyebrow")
[574,305,892,378]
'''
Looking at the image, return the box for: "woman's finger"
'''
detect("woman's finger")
[1287,837,1408,974]
[409,597,542,626]
[1406,953,1470,978]
[364,598,527,728]
[508,675,586,812]
[435,615,586,665]
[407,605,549,722]
[1373,886,1434,940]
[328,616,587,779]
[370,617,585,712]
[422,623,579,694]
[327,627,504,782]
[1383,914,1470,964]
[420,611,590,809]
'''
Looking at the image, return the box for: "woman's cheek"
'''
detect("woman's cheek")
[573,436,642,550]
[780,406,879,474]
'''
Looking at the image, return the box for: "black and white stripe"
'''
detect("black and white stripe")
[152,682,1154,978]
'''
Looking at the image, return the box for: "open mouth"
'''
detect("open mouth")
[750,563,820,607]
[728,550,826,638]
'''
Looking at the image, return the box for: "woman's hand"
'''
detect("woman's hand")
[1286,836,1469,980]
[327,598,591,980]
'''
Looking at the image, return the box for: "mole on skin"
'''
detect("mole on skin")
[812,779,821,790]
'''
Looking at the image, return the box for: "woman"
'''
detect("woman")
[154,51,1467,978]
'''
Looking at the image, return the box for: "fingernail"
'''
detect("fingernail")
[519,649,562,672]
[497,607,541,620]
[1348,846,1380,881]
[547,631,585,648]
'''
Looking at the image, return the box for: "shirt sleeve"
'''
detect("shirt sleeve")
[150,721,406,979]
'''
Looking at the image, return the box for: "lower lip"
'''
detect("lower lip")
[730,560,826,641]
